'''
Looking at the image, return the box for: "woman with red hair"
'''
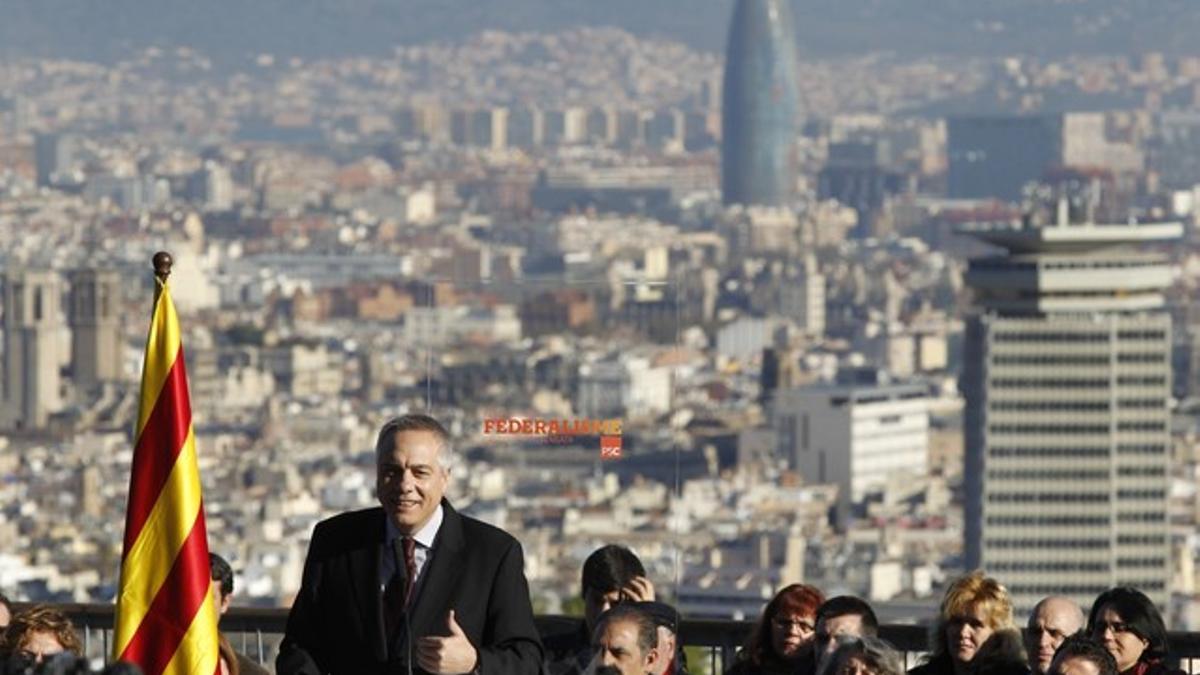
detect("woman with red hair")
[727,584,827,675]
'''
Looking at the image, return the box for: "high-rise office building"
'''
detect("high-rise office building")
[1,269,63,431]
[948,116,1062,202]
[948,113,1143,202]
[585,107,619,146]
[774,368,929,529]
[449,107,510,150]
[69,268,123,387]
[961,217,1180,613]
[818,140,906,237]
[506,106,544,149]
[646,109,685,152]
[187,161,234,211]
[779,254,825,338]
[34,132,77,187]
[543,107,588,146]
[721,0,800,207]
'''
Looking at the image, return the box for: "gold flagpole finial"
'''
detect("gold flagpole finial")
[153,251,173,284]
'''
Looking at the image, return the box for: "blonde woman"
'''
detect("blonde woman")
[909,571,1028,675]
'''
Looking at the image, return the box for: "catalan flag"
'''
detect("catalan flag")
[113,273,219,675]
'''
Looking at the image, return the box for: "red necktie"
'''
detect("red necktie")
[384,536,417,638]
[401,536,417,608]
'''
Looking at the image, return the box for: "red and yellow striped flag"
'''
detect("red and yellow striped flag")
[113,277,219,675]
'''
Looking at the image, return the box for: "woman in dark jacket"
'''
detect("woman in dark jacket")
[1087,587,1184,675]
[908,571,1027,675]
[726,584,826,675]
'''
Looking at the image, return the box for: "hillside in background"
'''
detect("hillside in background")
[0,0,1196,64]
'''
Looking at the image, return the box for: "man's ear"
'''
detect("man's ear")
[644,642,661,674]
[219,591,232,615]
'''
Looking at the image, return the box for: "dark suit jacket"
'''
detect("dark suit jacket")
[277,500,544,675]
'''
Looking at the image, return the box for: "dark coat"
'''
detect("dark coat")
[539,620,591,675]
[277,501,544,675]
[909,629,1030,675]
[1123,660,1187,675]
[726,652,814,675]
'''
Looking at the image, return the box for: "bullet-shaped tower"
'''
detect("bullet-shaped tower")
[721,0,800,207]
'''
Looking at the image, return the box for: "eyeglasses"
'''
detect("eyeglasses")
[772,617,816,633]
[1091,621,1133,636]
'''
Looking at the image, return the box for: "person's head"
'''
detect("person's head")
[592,604,661,675]
[1048,635,1119,675]
[0,591,11,629]
[819,636,904,675]
[632,601,681,675]
[815,596,880,659]
[375,414,453,535]
[582,545,647,631]
[1026,596,1085,675]
[0,605,82,666]
[740,583,825,667]
[210,553,235,616]
[930,571,1014,668]
[1087,587,1168,673]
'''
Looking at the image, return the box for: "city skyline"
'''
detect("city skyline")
[3,6,1200,668]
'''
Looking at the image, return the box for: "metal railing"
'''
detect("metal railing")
[18,604,1200,674]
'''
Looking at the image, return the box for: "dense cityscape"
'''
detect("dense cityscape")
[3,1,1200,673]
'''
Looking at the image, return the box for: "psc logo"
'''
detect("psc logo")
[599,435,622,460]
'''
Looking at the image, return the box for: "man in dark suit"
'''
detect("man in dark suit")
[277,414,544,675]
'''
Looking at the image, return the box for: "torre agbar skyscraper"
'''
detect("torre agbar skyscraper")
[721,0,800,207]
[961,217,1180,613]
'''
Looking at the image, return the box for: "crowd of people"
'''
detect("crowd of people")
[0,414,1192,675]
[723,572,1185,675]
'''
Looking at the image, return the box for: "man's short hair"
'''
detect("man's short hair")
[376,413,455,468]
[1050,635,1118,675]
[1027,596,1085,631]
[582,545,646,597]
[595,604,658,657]
[632,601,679,633]
[210,553,234,598]
[817,596,879,636]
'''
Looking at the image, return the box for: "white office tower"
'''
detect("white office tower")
[774,369,929,529]
[1,269,64,431]
[961,219,1181,614]
[69,268,123,387]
